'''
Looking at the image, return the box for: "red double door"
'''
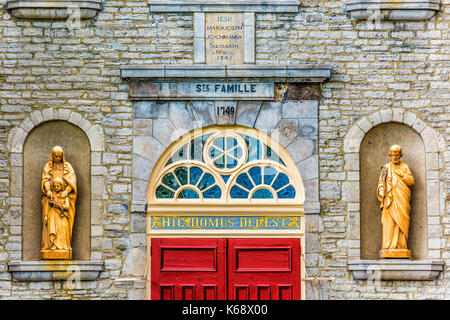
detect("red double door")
[151,238,301,300]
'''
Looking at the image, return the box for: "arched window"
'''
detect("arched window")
[147,126,304,205]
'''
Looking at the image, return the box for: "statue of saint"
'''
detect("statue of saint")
[40,146,77,260]
[377,145,414,258]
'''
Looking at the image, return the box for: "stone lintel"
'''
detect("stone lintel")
[346,0,441,21]
[148,0,300,13]
[8,260,105,281]
[348,260,445,281]
[6,0,103,20]
[121,65,332,83]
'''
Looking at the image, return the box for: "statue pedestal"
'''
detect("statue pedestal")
[379,249,411,259]
[40,250,72,260]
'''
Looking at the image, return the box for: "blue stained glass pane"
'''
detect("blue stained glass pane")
[230,185,249,199]
[272,173,290,190]
[198,173,215,191]
[213,155,226,169]
[162,173,180,190]
[230,146,243,159]
[252,188,274,199]
[189,167,203,186]
[244,135,262,162]
[203,185,222,198]
[209,146,222,159]
[167,145,188,165]
[263,166,277,186]
[221,175,230,183]
[236,173,254,191]
[190,136,205,161]
[248,166,262,185]
[264,145,284,165]
[226,155,238,169]
[277,185,296,199]
[226,137,238,149]
[174,166,188,185]
[178,189,200,199]
[156,185,174,198]
[213,137,225,150]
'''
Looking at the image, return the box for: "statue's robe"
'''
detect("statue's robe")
[41,160,77,253]
[377,161,414,250]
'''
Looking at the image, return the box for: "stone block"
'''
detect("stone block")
[216,101,237,125]
[235,101,261,127]
[272,119,298,147]
[134,119,152,137]
[343,126,364,153]
[168,101,196,134]
[190,101,216,127]
[133,154,155,181]
[30,110,43,125]
[282,100,318,119]
[297,155,319,181]
[344,153,359,171]
[421,127,438,153]
[304,178,319,201]
[152,119,177,147]
[68,112,82,126]
[286,137,316,163]
[132,178,148,202]
[254,101,281,133]
[134,101,169,119]
[133,136,165,163]
[10,127,26,153]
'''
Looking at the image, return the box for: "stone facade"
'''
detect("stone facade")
[0,0,448,300]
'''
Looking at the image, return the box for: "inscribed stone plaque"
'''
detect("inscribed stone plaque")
[205,13,244,65]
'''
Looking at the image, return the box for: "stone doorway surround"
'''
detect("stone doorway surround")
[6,109,105,281]
[121,63,332,299]
[344,109,446,281]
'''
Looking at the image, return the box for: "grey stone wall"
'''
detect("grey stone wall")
[0,0,448,299]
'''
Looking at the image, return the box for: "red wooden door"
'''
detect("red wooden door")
[151,238,301,300]
[151,238,227,300]
[227,238,301,300]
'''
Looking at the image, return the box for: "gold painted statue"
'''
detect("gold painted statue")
[377,145,414,259]
[40,146,77,260]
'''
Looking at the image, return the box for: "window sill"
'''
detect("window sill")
[348,260,444,281]
[7,260,104,281]
[6,0,103,20]
[345,0,440,21]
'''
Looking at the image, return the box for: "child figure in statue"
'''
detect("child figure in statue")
[44,177,71,253]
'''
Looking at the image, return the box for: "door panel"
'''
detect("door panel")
[151,238,301,300]
[227,238,301,300]
[151,238,227,300]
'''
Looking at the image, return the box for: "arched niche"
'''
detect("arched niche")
[23,121,91,261]
[360,123,426,260]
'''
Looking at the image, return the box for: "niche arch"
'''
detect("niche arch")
[343,109,445,261]
[6,108,105,265]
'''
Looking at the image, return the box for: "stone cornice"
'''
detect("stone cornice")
[121,65,332,83]
[148,0,300,13]
[345,0,441,21]
[6,0,103,20]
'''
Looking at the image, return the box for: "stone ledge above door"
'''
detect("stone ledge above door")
[148,0,300,13]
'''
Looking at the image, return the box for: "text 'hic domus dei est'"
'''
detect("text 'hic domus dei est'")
[0,0,448,301]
